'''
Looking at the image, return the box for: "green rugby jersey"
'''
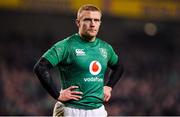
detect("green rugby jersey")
[42,33,118,109]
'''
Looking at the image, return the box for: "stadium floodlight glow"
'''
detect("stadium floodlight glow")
[144,23,157,36]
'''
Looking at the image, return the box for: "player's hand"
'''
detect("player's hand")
[103,86,112,102]
[58,86,83,102]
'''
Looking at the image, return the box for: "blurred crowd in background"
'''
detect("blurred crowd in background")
[0,0,180,116]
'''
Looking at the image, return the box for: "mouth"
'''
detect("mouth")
[88,29,97,33]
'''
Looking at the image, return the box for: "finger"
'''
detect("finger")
[68,86,79,90]
[106,96,110,102]
[71,94,82,99]
[105,95,111,102]
[70,95,82,100]
[104,97,108,102]
[71,91,83,95]
[71,97,80,101]
[104,95,108,102]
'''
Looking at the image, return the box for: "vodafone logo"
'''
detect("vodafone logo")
[89,61,101,75]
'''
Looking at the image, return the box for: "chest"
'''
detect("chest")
[66,45,108,73]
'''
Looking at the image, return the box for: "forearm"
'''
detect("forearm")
[106,59,124,88]
[33,57,59,100]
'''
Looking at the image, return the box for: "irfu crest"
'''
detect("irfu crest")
[99,48,107,58]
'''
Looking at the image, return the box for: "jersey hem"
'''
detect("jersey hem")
[64,103,103,110]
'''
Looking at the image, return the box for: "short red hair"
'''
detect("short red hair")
[77,4,102,19]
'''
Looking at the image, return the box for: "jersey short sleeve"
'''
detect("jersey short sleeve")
[107,44,118,67]
[42,39,68,66]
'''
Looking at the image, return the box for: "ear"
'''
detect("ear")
[75,19,80,27]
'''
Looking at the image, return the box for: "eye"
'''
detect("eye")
[94,19,100,23]
[83,18,101,23]
[83,18,92,22]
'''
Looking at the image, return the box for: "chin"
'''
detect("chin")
[82,34,95,41]
[89,33,97,37]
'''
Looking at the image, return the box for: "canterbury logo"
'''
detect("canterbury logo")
[89,61,101,75]
[75,49,86,56]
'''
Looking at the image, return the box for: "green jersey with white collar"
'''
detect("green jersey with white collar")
[42,33,118,109]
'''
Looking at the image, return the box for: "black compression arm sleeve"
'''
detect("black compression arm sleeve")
[106,59,124,88]
[33,57,59,100]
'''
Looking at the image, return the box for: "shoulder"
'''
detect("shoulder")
[97,37,118,59]
[54,34,77,48]
[96,37,113,49]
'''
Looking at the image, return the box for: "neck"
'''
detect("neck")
[79,33,96,42]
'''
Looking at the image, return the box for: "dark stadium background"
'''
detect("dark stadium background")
[0,0,180,116]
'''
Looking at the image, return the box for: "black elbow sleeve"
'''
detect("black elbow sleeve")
[33,58,59,100]
[106,59,124,88]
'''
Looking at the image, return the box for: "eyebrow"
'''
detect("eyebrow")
[83,18,100,21]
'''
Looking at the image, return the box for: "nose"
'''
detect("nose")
[90,20,95,26]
